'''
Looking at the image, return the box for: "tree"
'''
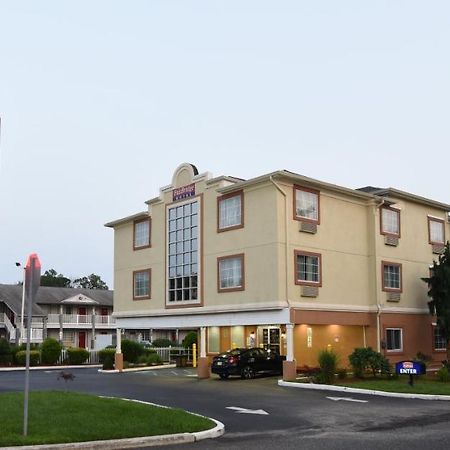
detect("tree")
[40,269,71,288]
[72,274,108,290]
[423,242,450,361]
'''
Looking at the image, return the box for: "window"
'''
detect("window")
[134,218,151,249]
[386,328,402,352]
[382,262,402,292]
[208,327,220,353]
[218,254,244,292]
[218,191,243,231]
[294,186,320,223]
[433,326,447,351]
[167,201,199,303]
[295,251,322,286]
[380,207,400,236]
[133,269,151,299]
[428,217,445,244]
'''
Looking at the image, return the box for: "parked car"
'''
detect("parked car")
[211,347,285,379]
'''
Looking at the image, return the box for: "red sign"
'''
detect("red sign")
[173,183,195,201]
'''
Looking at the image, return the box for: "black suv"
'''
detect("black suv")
[211,348,285,379]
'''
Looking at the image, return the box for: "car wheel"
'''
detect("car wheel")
[241,366,255,379]
[219,373,229,379]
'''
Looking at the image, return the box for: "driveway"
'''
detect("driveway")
[1,368,450,450]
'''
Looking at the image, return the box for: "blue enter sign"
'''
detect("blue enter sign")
[395,361,426,376]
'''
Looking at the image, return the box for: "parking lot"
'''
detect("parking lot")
[2,367,450,450]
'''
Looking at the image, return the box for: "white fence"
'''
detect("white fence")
[56,346,192,365]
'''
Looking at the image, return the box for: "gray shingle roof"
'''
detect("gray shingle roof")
[0,284,113,315]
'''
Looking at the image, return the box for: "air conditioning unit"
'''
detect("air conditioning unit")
[432,244,445,255]
[384,235,399,247]
[299,222,317,234]
[387,292,401,302]
[301,286,319,298]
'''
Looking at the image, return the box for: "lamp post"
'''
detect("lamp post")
[15,262,25,345]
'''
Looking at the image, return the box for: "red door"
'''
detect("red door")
[78,331,86,348]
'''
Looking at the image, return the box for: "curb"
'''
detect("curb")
[278,379,450,401]
[0,397,224,450]
[98,364,176,374]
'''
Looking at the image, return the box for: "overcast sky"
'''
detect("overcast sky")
[1,1,449,288]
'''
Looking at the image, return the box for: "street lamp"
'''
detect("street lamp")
[15,262,25,345]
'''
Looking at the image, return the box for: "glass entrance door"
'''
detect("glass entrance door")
[262,327,280,353]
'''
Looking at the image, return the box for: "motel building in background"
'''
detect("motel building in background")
[105,163,449,379]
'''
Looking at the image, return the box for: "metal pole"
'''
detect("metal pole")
[23,258,34,436]
[19,269,25,345]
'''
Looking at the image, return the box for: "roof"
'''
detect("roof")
[105,167,450,227]
[104,211,149,228]
[357,187,450,211]
[0,284,113,315]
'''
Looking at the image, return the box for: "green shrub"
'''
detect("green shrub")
[138,352,162,366]
[0,338,12,366]
[102,356,114,370]
[40,338,62,365]
[143,348,157,356]
[151,338,175,348]
[317,349,338,384]
[415,352,432,367]
[314,371,333,384]
[15,350,40,366]
[437,367,450,382]
[121,339,144,363]
[182,331,197,349]
[99,348,116,363]
[66,347,89,365]
[349,347,390,378]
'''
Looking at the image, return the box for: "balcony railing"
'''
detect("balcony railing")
[46,314,116,326]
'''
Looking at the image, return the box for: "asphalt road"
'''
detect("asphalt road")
[1,367,450,450]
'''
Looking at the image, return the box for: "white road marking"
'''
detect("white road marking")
[186,374,198,377]
[326,396,368,403]
[171,371,178,375]
[226,406,269,415]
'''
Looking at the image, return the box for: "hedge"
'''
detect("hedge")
[66,347,89,365]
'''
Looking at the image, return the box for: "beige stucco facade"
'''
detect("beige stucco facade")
[106,163,450,375]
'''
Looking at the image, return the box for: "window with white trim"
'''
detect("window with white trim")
[167,201,199,303]
[429,218,445,244]
[386,328,402,351]
[218,192,243,230]
[134,218,150,249]
[294,187,319,223]
[382,263,401,291]
[434,327,447,350]
[133,270,150,299]
[218,255,244,291]
[295,251,321,285]
[381,207,400,236]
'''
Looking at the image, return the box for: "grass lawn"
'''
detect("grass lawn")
[0,391,215,447]
[335,376,450,395]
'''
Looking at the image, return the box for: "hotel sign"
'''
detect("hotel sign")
[395,360,426,375]
[173,183,195,201]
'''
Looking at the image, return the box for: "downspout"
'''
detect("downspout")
[269,176,289,308]
[374,198,386,353]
